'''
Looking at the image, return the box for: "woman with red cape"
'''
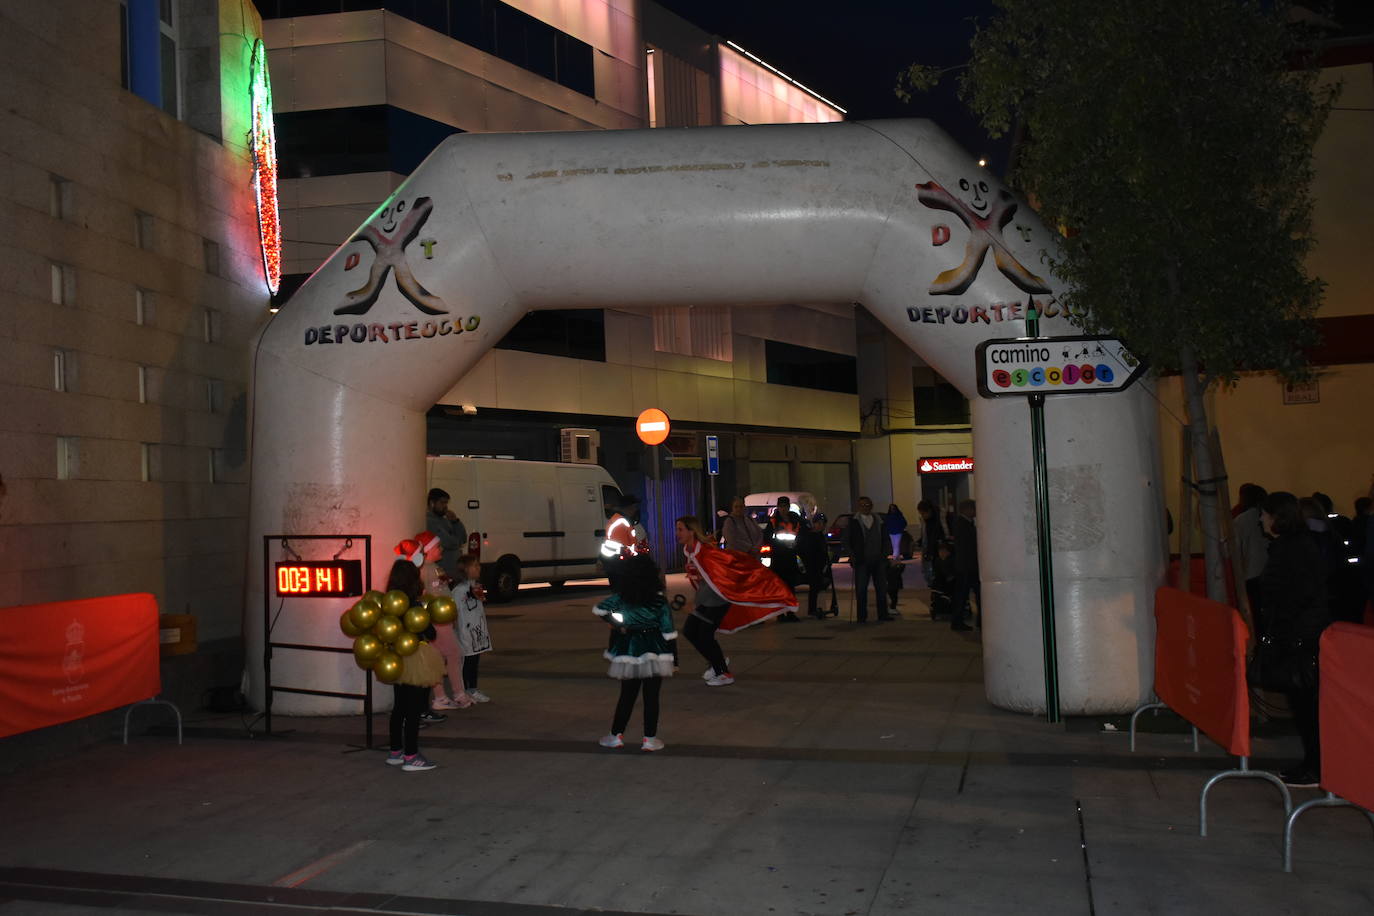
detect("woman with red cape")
[676,515,798,686]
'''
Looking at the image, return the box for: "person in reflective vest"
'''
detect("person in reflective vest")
[767,497,803,622]
[602,494,645,592]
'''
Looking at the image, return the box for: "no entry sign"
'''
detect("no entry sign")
[976,335,1144,398]
[636,408,670,446]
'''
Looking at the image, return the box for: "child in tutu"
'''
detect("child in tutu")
[594,554,676,751]
[386,537,447,771]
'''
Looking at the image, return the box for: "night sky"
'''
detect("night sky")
[655,1,1374,179]
[654,0,1009,173]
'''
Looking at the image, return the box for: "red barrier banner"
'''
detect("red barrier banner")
[0,593,161,738]
[1319,623,1374,810]
[1153,587,1250,757]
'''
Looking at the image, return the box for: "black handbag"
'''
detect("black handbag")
[1247,634,1318,692]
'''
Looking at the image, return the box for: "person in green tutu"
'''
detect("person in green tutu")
[594,554,676,752]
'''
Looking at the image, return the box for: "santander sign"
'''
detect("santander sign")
[918,456,974,474]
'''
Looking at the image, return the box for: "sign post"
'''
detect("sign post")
[705,434,720,529]
[636,409,671,537]
[974,323,1144,723]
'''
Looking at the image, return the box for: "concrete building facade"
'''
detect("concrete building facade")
[0,1,272,647]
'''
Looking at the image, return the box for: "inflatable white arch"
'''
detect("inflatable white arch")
[247,119,1165,716]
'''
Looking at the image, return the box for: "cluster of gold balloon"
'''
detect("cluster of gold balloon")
[340,590,457,683]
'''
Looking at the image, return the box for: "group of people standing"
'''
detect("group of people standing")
[380,490,495,773]
[589,511,800,751]
[391,486,983,762]
[1232,481,1374,787]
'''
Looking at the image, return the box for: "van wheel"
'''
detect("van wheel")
[492,557,521,603]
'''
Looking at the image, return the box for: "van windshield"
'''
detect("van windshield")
[744,507,772,526]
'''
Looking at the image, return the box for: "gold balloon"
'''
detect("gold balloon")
[392,631,419,656]
[340,608,364,638]
[382,590,410,616]
[373,651,403,683]
[373,614,403,644]
[428,596,457,625]
[363,589,386,606]
[404,606,431,633]
[354,652,377,671]
[349,600,380,630]
[353,634,383,665]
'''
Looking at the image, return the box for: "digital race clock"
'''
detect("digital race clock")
[274,560,364,597]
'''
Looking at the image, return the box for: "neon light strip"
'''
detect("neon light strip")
[723,40,847,114]
[250,39,282,294]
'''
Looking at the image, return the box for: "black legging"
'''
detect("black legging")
[462,653,480,689]
[1286,686,1321,771]
[611,676,662,736]
[390,683,429,755]
[683,606,729,676]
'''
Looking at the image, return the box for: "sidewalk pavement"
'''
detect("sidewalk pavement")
[1,572,1370,915]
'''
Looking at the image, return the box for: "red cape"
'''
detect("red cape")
[683,541,797,634]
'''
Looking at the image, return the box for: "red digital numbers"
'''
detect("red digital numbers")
[274,561,362,597]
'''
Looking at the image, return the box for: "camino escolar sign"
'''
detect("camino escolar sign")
[974,335,1145,399]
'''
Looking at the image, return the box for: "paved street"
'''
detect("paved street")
[2,572,1371,915]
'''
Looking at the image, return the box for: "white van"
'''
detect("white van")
[743,491,820,527]
[425,457,625,602]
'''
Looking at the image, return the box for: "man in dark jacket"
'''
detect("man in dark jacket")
[951,499,979,631]
[844,496,891,623]
[798,513,835,618]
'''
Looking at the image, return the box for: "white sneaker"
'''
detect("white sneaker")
[641,736,665,752]
[431,696,460,710]
[599,733,624,748]
[705,673,735,687]
[468,689,491,703]
[701,658,731,680]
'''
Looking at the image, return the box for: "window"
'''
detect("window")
[49,175,72,220]
[140,443,156,482]
[135,288,152,325]
[653,306,732,361]
[252,2,596,95]
[57,438,79,480]
[913,366,970,426]
[274,105,464,180]
[120,1,130,90]
[121,0,180,114]
[135,211,154,249]
[50,263,75,305]
[765,340,857,394]
[158,0,180,118]
[138,366,149,403]
[203,307,221,343]
[202,238,220,276]
[208,448,219,484]
[53,350,71,392]
[601,484,623,516]
[205,378,224,413]
[496,309,605,361]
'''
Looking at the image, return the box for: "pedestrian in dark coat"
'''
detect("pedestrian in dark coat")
[843,496,891,623]
[1258,491,1330,787]
[951,499,979,631]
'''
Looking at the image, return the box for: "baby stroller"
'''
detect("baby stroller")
[927,540,956,620]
